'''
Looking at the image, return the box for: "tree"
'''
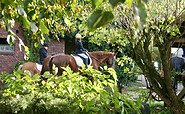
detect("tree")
[0,0,146,45]
[89,0,185,113]
[0,0,93,47]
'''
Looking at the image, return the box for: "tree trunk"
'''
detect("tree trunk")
[117,82,123,93]
[129,40,185,113]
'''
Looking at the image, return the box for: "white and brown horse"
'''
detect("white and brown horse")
[17,55,52,76]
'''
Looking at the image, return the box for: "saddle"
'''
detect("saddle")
[36,63,42,71]
[71,52,92,67]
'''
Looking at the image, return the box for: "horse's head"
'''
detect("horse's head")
[106,52,117,69]
[88,51,118,70]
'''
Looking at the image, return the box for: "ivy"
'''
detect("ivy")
[23,29,41,62]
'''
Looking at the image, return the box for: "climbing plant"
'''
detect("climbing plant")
[23,29,40,62]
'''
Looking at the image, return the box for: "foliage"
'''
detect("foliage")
[13,61,26,71]
[83,36,140,92]
[0,0,147,47]
[0,66,142,113]
[116,54,140,85]
[83,0,185,111]
[23,29,45,62]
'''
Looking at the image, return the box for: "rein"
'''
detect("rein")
[89,54,104,64]
[89,53,114,67]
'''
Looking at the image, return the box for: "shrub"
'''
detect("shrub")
[13,61,26,71]
[0,66,142,113]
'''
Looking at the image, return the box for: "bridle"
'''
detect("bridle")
[89,53,115,67]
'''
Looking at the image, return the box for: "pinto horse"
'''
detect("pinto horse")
[17,55,52,76]
[41,51,117,75]
[18,62,40,76]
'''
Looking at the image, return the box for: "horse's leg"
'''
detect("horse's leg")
[41,55,52,75]
[57,68,63,76]
[33,63,40,75]
[18,65,23,71]
[49,57,54,75]
[182,75,185,87]
[68,56,78,72]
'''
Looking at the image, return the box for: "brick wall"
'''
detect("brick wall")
[0,24,25,73]
[47,38,65,55]
[0,24,66,73]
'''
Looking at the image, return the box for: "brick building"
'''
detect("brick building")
[0,24,25,73]
[0,24,75,74]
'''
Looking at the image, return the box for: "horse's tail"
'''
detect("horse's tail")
[18,64,23,71]
[41,55,52,75]
[49,57,54,74]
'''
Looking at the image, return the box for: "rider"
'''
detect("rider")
[39,43,49,64]
[74,33,88,68]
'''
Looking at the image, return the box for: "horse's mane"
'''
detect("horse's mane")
[53,53,65,57]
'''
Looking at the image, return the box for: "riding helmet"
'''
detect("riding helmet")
[75,33,81,39]
[43,43,49,47]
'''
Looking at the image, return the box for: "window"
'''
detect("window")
[0,38,14,52]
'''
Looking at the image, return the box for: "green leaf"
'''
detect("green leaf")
[7,35,15,45]
[34,42,39,47]
[31,22,38,33]
[109,0,125,7]
[87,10,114,32]
[88,107,100,112]
[98,11,114,27]
[91,0,103,9]
[39,20,49,34]
[24,46,29,52]
[133,4,147,29]
[125,0,133,8]
[141,0,148,3]
[119,101,124,107]
[22,16,31,29]
[1,0,12,9]
[87,9,102,31]
[87,101,96,106]
[32,74,40,80]
[17,5,27,17]
[121,106,125,114]
[64,17,70,26]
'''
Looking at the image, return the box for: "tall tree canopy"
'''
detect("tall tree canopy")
[0,0,147,45]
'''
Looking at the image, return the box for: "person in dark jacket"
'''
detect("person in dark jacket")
[39,43,49,64]
[74,33,88,68]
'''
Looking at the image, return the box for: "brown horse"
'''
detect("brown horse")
[17,55,52,76]
[41,51,117,75]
